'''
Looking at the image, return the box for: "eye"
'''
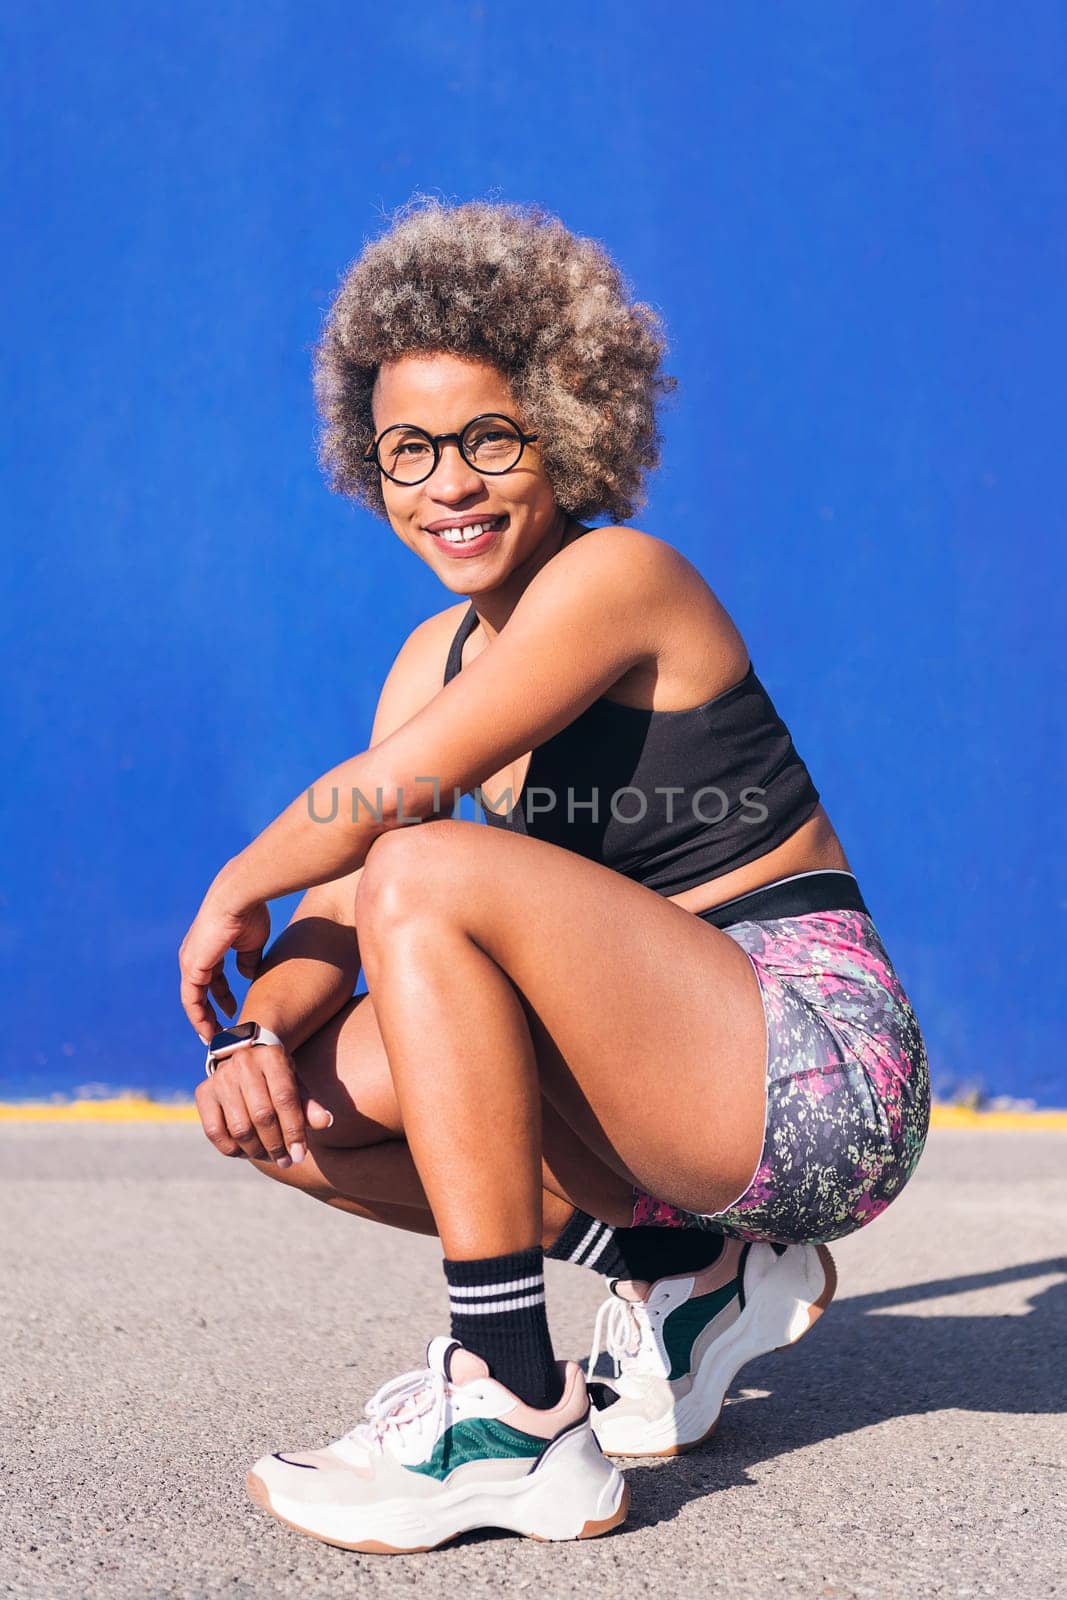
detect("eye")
[464,421,523,466]
[387,438,433,468]
[466,426,507,446]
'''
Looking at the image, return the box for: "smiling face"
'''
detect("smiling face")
[370,352,571,596]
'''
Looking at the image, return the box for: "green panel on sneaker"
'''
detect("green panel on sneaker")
[249,1340,630,1547]
[661,1280,742,1380]
[588,1242,838,1458]
[407,1416,545,1480]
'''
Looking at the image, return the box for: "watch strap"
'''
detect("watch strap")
[204,1023,285,1077]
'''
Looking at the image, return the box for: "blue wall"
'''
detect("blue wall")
[3,2,1064,1104]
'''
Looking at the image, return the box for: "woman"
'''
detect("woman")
[179,198,930,1554]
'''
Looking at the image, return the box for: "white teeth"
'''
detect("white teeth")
[435,520,500,543]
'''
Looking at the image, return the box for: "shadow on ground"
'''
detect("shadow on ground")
[607,1256,1067,1535]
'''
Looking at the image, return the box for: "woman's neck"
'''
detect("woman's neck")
[467,512,588,642]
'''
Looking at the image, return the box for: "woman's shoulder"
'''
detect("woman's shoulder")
[563,524,722,610]
[574,525,750,710]
[569,521,690,569]
[579,524,744,634]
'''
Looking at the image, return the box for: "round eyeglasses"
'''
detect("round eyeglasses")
[365,413,539,487]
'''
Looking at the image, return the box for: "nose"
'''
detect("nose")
[426,440,485,502]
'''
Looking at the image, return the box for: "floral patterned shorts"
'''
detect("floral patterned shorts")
[632,895,931,1245]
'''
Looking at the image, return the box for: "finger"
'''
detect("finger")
[213,1066,271,1162]
[208,966,238,1019]
[194,1081,242,1158]
[179,942,223,1042]
[259,1051,308,1161]
[236,1053,292,1167]
[289,1058,335,1133]
[235,947,264,981]
[180,968,219,1044]
[304,1096,335,1133]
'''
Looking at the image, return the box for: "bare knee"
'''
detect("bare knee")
[355,821,464,937]
[246,1149,338,1203]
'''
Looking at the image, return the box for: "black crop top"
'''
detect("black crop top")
[443,602,821,897]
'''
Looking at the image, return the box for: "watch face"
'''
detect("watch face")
[209,1021,257,1052]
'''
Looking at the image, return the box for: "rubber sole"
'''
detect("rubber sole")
[596,1242,837,1459]
[246,1469,630,1553]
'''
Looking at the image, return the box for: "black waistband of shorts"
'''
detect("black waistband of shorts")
[694,870,870,929]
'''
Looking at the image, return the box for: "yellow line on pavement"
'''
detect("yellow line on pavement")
[928,1105,1067,1131]
[0,1098,1065,1128]
[0,1097,200,1123]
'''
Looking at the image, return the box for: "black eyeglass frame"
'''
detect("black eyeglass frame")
[365,412,540,486]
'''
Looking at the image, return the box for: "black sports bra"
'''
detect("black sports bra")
[443,601,823,897]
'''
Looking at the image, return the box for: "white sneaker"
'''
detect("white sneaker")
[587,1239,837,1457]
[247,1336,629,1552]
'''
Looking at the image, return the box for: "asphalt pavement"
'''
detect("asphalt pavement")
[1,1124,1064,1599]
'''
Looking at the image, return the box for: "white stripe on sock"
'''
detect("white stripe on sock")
[447,1274,543,1299]
[569,1218,607,1263]
[450,1290,546,1315]
[582,1226,615,1267]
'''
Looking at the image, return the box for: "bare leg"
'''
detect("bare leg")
[353,819,766,1262]
[246,992,614,1238]
[247,1130,579,1244]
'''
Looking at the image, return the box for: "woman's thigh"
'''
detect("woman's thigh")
[355,819,769,1217]
[291,991,637,1226]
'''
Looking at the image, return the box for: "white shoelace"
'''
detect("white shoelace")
[587,1292,663,1380]
[335,1365,451,1460]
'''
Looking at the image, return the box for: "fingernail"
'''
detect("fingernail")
[275,1154,292,1170]
[324,1112,334,1128]
[288,1142,306,1164]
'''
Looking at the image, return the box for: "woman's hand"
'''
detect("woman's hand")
[194,1042,334,1166]
[178,894,272,1043]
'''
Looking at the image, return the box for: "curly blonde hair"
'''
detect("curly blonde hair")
[313,197,675,522]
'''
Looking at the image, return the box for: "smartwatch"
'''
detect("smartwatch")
[204,1020,285,1078]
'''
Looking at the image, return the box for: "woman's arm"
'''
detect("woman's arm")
[229,877,364,1050]
[191,889,362,1166]
[191,606,465,1163]
[214,604,459,1041]
[180,529,680,1039]
[211,528,675,911]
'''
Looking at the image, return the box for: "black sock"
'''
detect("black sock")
[546,1208,725,1283]
[444,1247,563,1410]
[545,1210,623,1273]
